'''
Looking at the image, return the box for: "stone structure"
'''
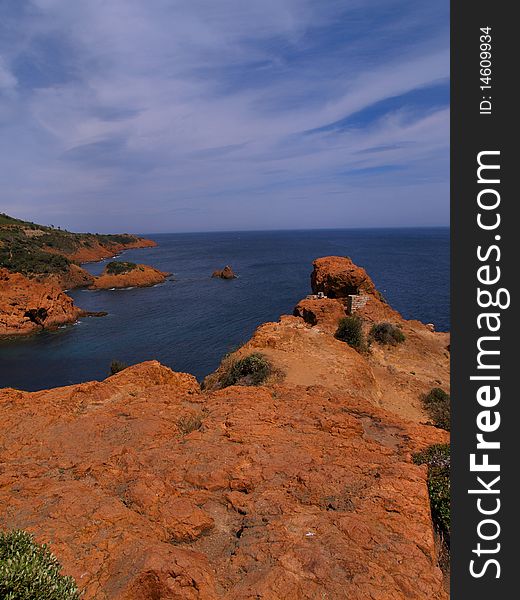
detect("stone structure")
[348,293,370,313]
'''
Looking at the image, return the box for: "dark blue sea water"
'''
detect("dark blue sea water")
[0,228,449,391]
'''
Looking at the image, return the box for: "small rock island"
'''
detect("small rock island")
[211,265,237,279]
[91,261,169,290]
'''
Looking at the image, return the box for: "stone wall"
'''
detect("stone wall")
[348,294,370,313]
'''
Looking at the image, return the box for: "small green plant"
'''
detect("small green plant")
[422,388,450,431]
[0,529,80,599]
[413,444,450,540]
[105,261,137,275]
[221,353,274,387]
[335,315,366,351]
[109,360,128,375]
[369,322,405,345]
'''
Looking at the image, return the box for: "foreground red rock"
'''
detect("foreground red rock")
[91,264,168,289]
[0,268,81,336]
[293,297,346,333]
[0,361,447,599]
[204,316,381,404]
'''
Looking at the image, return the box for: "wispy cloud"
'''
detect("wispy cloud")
[0,0,448,232]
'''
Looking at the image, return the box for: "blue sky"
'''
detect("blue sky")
[0,0,449,233]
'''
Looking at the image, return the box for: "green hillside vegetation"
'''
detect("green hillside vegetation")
[0,213,143,277]
[105,261,138,275]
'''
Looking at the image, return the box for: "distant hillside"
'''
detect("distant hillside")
[0,213,155,277]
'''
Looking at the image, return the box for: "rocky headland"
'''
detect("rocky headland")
[0,214,159,336]
[0,255,450,598]
[0,268,82,336]
[91,262,169,290]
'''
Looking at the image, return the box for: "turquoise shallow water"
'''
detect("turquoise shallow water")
[0,228,449,391]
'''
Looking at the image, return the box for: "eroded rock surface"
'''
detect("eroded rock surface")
[0,361,447,599]
[0,268,81,336]
[311,256,377,298]
[46,263,95,290]
[293,297,346,333]
[66,237,157,264]
[91,264,168,290]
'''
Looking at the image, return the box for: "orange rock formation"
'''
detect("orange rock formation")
[0,257,450,598]
[0,268,82,336]
[212,265,237,279]
[0,233,160,335]
[61,237,157,264]
[311,256,377,298]
[293,297,347,333]
[91,264,168,290]
[46,263,95,290]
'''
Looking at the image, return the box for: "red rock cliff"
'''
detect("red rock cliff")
[311,256,377,298]
[65,237,157,264]
[0,268,82,336]
[0,361,448,599]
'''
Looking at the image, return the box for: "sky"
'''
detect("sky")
[0,0,449,233]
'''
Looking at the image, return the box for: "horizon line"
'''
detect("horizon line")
[133,224,450,236]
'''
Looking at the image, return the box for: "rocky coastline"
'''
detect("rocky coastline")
[0,255,450,599]
[0,214,160,336]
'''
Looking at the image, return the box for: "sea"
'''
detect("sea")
[0,228,449,391]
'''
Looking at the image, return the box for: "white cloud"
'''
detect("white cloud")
[0,0,449,231]
[0,57,17,91]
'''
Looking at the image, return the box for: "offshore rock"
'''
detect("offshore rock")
[212,265,237,279]
[91,264,168,289]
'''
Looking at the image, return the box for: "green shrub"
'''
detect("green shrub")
[221,353,274,387]
[335,315,365,351]
[0,239,71,276]
[369,322,405,345]
[0,529,80,600]
[0,214,30,226]
[95,234,138,246]
[38,233,78,253]
[109,360,128,375]
[413,444,450,540]
[105,261,137,275]
[422,388,451,430]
